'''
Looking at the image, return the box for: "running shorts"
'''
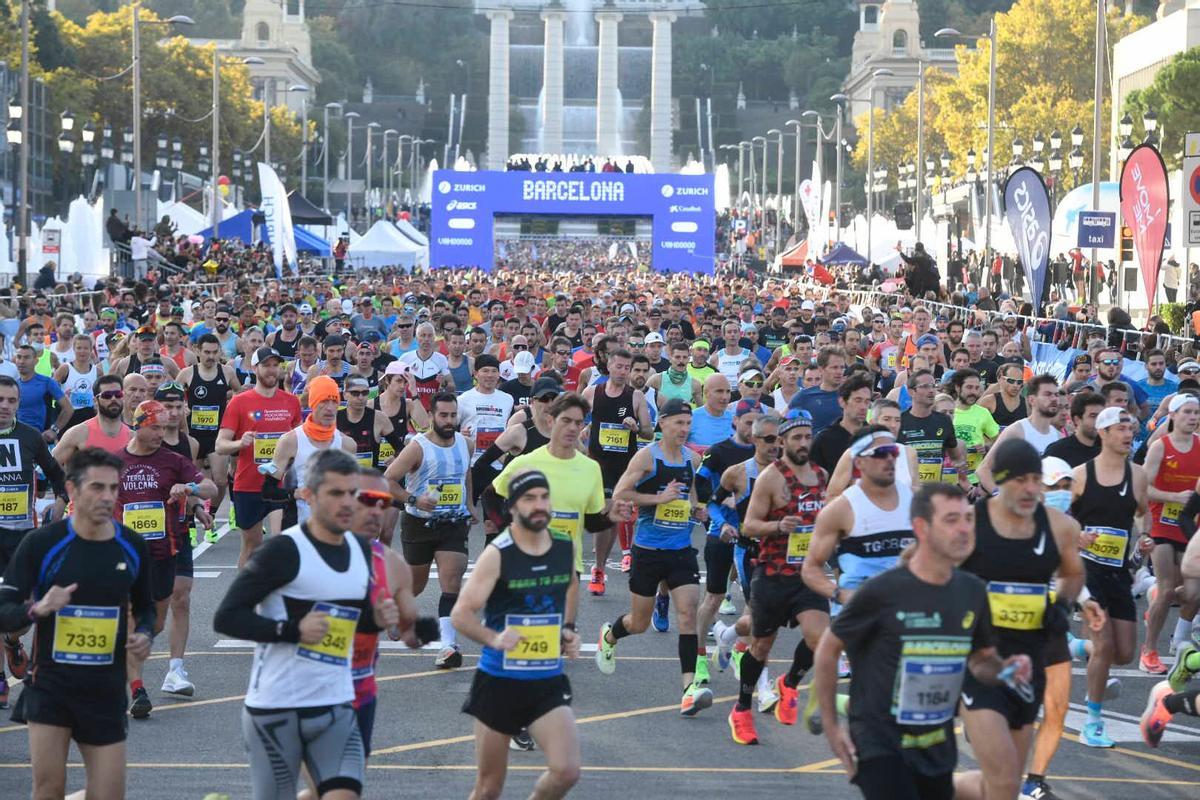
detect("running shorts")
[13,677,128,746]
[461,671,573,736]
[748,573,829,638]
[852,755,954,800]
[627,545,700,597]
[232,491,287,532]
[960,668,1046,730]
[149,555,177,603]
[703,537,735,594]
[175,540,194,579]
[399,513,469,566]
[1083,563,1136,623]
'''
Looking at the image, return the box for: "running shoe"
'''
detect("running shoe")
[510,729,536,751]
[773,675,799,726]
[129,687,153,719]
[1019,777,1060,800]
[651,593,670,632]
[588,566,606,596]
[713,621,733,671]
[620,553,631,573]
[1078,719,1114,748]
[727,705,759,745]
[756,679,779,714]
[1168,643,1198,693]
[434,644,462,670]
[227,505,236,529]
[595,623,616,675]
[719,595,737,616]
[0,680,8,710]
[161,666,195,697]
[205,525,218,544]
[1066,633,1089,662]
[680,682,713,717]
[4,638,28,680]
[1140,647,1168,675]
[694,654,711,686]
[730,648,743,680]
[1104,677,1121,701]
[1139,680,1175,748]
[188,527,198,547]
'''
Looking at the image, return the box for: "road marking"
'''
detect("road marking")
[1064,702,1200,743]
[190,523,232,560]
[1070,667,1176,680]
[193,571,222,578]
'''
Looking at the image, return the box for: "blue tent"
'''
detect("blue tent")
[195,209,331,256]
[819,242,868,267]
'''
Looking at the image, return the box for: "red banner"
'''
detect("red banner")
[1119,144,1170,307]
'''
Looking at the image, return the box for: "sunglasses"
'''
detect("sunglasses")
[215,317,230,323]
[97,389,124,400]
[742,380,764,389]
[346,389,369,397]
[628,341,645,348]
[1100,358,1121,366]
[1003,377,1024,386]
[913,382,936,390]
[756,434,778,443]
[860,444,900,459]
[1183,368,1200,375]
[512,344,528,350]
[357,490,392,509]
[397,323,414,329]
[554,350,571,356]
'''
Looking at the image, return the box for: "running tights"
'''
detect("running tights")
[241,703,364,800]
[679,634,698,676]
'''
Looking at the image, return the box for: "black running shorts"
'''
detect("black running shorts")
[627,545,700,597]
[13,678,128,746]
[1083,562,1136,623]
[960,669,1046,730]
[462,671,573,736]
[749,573,829,638]
[703,537,735,594]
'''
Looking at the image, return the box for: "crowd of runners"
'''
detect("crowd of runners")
[0,264,1198,799]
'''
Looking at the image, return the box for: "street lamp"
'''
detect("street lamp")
[1071,124,1084,148]
[209,54,264,236]
[81,121,95,146]
[344,110,361,224]
[322,102,342,212]
[1118,136,1134,162]
[285,84,310,201]
[1119,112,1133,140]
[382,128,398,212]
[767,128,784,254]
[751,135,766,216]
[937,23,997,261]
[366,121,381,220]
[100,136,113,161]
[831,66,892,261]
[132,10,194,228]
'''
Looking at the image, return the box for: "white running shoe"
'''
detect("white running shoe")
[756,669,779,713]
[161,666,195,697]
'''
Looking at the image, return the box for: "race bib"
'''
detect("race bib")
[786,524,813,565]
[433,482,464,509]
[502,613,562,671]
[53,605,119,665]
[356,452,374,469]
[0,484,30,522]
[376,440,396,466]
[895,656,966,725]
[548,510,581,540]
[296,603,360,666]
[190,406,219,431]
[987,581,1047,631]
[475,426,503,452]
[597,422,631,453]
[253,432,282,464]
[966,447,984,472]
[917,459,941,484]
[70,388,93,409]
[885,352,897,371]
[1082,526,1129,568]
[124,501,166,541]
[941,465,959,485]
[1161,501,1183,527]
[654,499,692,530]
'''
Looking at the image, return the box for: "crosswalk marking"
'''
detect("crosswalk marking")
[193,571,222,578]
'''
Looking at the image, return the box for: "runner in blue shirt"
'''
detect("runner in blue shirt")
[14,344,70,439]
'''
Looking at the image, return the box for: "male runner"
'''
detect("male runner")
[954,438,1088,800]
[647,341,703,408]
[1043,391,1104,468]
[267,303,303,358]
[178,333,242,518]
[729,409,829,745]
[977,374,1064,491]
[457,354,514,465]
[214,449,399,800]
[581,348,651,595]
[385,392,477,669]
[117,400,215,717]
[1069,406,1150,748]
[951,368,1000,484]
[0,448,153,800]
[53,375,133,465]
[1141,392,1200,672]
[337,376,400,472]
[813,484,1029,800]
[453,470,582,799]
[596,399,712,715]
[216,346,303,568]
[898,369,968,490]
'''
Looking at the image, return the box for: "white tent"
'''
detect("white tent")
[348,220,426,269]
[394,217,428,246]
[157,200,209,236]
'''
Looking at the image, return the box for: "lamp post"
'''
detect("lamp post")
[915,61,926,241]
[206,54,265,238]
[344,110,360,226]
[286,84,310,203]
[751,135,765,223]
[322,102,342,212]
[366,121,380,221]
[937,21,997,264]
[397,134,414,202]
[132,7,194,231]
[830,67,892,263]
[768,128,783,255]
[382,128,397,213]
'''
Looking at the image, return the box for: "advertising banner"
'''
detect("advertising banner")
[1119,144,1170,306]
[257,162,297,278]
[1002,166,1052,315]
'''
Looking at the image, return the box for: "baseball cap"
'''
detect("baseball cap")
[475,354,500,371]
[531,377,562,400]
[100,307,118,319]
[739,368,764,383]
[990,438,1043,484]
[323,335,347,349]
[384,360,409,377]
[619,302,636,316]
[360,330,385,343]
[1096,406,1134,430]
[800,300,815,311]
[1041,456,1073,486]
[779,354,803,367]
[1169,393,1200,413]
[135,325,157,340]
[341,298,354,314]
[154,382,185,402]
[514,351,536,374]
[645,332,665,345]
[660,398,693,419]
[1072,353,1092,367]
[734,398,762,418]
[250,346,283,367]
[916,333,940,348]
[298,303,313,314]
[778,408,814,435]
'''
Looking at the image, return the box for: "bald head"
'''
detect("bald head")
[123,372,149,414]
[704,373,731,414]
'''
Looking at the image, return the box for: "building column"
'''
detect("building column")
[649,11,675,173]
[486,9,514,170]
[595,10,622,156]
[541,9,565,155]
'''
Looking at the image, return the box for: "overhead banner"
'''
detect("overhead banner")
[1119,143,1169,306]
[257,162,297,278]
[1001,166,1051,316]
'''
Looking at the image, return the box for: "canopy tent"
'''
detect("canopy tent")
[393,218,428,246]
[779,240,809,268]
[348,220,426,268]
[288,191,334,226]
[156,200,209,237]
[820,242,867,266]
[195,209,331,255]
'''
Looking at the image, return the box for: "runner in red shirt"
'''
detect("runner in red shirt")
[215,346,302,568]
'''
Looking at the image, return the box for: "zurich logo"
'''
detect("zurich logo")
[437,180,451,195]
[660,184,674,198]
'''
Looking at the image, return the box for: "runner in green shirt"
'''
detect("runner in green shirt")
[951,368,1000,486]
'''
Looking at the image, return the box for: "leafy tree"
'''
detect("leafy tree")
[1124,47,1200,171]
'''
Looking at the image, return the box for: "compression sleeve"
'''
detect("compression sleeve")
[1181,491,1200,542]
[584,512,611,533]
[0,529,41,631]
[695,462,717,504]
[213,536,302,643]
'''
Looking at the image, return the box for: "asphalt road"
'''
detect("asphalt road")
[3,516,1200,799]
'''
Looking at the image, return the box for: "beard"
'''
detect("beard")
[785,446,809,465]
[98,402,123,420]
[433,423,457,440]
[516,510,549,532]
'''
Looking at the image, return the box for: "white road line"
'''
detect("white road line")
[1070,667,1174,679]
[193,571,222,578]
[214,639,601,654]
[191,523,233,560]
[1064,702,1200,743]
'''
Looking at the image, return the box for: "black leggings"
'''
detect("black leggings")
[853,755,953,800]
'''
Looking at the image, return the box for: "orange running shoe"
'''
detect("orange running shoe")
[728,705,759,744]
[774,675,799,725]
[588,566,606,596]
[1140,647,1168,675]
[1140,680,1175,748]
[620,553,631,573]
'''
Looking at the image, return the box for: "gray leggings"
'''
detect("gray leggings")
[242,703,365,799]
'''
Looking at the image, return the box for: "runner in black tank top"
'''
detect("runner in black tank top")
[186,364,231,460]
[522,419,551,454]
[337,406,379,470]
[990,393,1027,430]
[588,383,637,490]
[271,327,300,358]
[373,394,408,467]
[1072,459,1138,620]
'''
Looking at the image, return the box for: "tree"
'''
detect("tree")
[859,0,1145,194]
[1124,47,1200,171]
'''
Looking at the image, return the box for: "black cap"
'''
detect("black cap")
[475,354,500,371]
[323,334,347,349]
[660,398,693,419]
[531,376,562,400]
[154,382,185,402]
[250,346,283,367]
[506,469,550,509]
[991,438,1043,485]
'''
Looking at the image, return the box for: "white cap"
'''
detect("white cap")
[384,360,409,377]
[341,298,354,315]
[298,302,313,314]
[645,332,665,344]
[1169,393,1200,413]
[514,351,536,373]
[800,300,815,311]
[1096,406,1134,430]
[619,303,636,316]
[1041,456,1073,486]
